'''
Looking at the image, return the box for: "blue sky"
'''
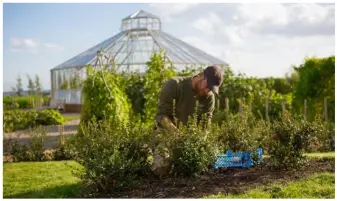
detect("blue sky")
[3,3,335,91]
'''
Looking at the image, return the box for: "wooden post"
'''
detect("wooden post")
[58,125,65,145]
[225,97,229,120]
[249,100,252,113]
[282,99,286,117]
[265,99,269,121]
[239,99,243,116]
[304,99,307,120]
[324,97,328,122]
[217,96,220,112]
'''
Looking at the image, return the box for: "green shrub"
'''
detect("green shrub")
[170,124,218,176]
[3,109,64,132]
[143,51,175,124]
[305,119,335,152]
[68,119,152,193]
[5,127,73,162]
[152,107,219,177]
[43,96,51,106]
[3,110,27,132]
[3,96,19,110]
[268,111,324,170]
[3,95,46,110]
[216,109,267,153]
[80,66,131,125]
[36,109,65,125]
[16,96,32,109]
[9,128,46,162]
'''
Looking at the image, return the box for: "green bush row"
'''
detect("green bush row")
[3,109,65,132]
[67,110,333,194]
[4,129,72,162]
[3,95,51,110]
[66,52,335,195]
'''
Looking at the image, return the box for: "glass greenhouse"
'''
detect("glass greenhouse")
[50,10,229,106]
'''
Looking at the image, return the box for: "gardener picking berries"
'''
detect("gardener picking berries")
[151,65,224,175]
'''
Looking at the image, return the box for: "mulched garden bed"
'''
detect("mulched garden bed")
[81,158,334,198]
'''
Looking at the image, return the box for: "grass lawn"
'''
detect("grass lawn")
[263,152,335,159]
[3,161,83,198]
[205,172,335,198]
[62,114,80,122]
[304,152,335,158]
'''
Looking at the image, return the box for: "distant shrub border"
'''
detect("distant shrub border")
[3,95,50,110]
[3,128,72,162]
[3,109,65,132]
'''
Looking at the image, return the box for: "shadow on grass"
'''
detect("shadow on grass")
[4,183,84,198]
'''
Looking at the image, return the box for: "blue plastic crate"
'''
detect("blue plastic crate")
[214,148,263,168]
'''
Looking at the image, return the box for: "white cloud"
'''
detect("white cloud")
[10,37,64,53]
[149,3,199,22]
[155,3,335,78]
[238,4,289,26]
[10,37,38,52]
[44,43,64,51]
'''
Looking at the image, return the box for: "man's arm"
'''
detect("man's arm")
[155,79,179,131]
[197,93,215,128]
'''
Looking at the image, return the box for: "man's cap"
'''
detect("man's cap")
[204,65,223,95]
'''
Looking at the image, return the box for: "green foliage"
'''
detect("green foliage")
[292,56,335,121]
[268,111,326,170]
[216,108,270,153]
[268,77,294,95]
[68,119,153,193]
[175,65,203,77]
[305,120,335,152]
[217,67,295,121]
[14,74,24,96]
[121,72,146,118]
[70,71,82,89]
[35,109,65,125]
[27,74,36,95]
[3,96,20,110]
[3,109,65,132]
[153,104,219,177]
[3,95,46,109]
[4,110,29,132]
[16,96,32,109]
[43,96,51,106]
[8,128,46,162]
[80,65,131,125]
[5,130,73,163]
[60,79,69,90]
[170,123,218,176]
[143,51,175,123]
[35,74,43,94]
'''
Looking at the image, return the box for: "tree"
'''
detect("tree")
[13,74,24,96]
[143,51,175,123]
[35,74,43,94]
[27,74,36,95]
[292,55,335,121]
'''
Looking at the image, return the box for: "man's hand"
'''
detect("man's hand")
[159,117,183,139]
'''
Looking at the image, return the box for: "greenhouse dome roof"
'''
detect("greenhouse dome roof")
[51,10,228,71]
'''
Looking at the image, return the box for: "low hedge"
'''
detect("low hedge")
[3,95,50,110]
[3,109,65,132]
